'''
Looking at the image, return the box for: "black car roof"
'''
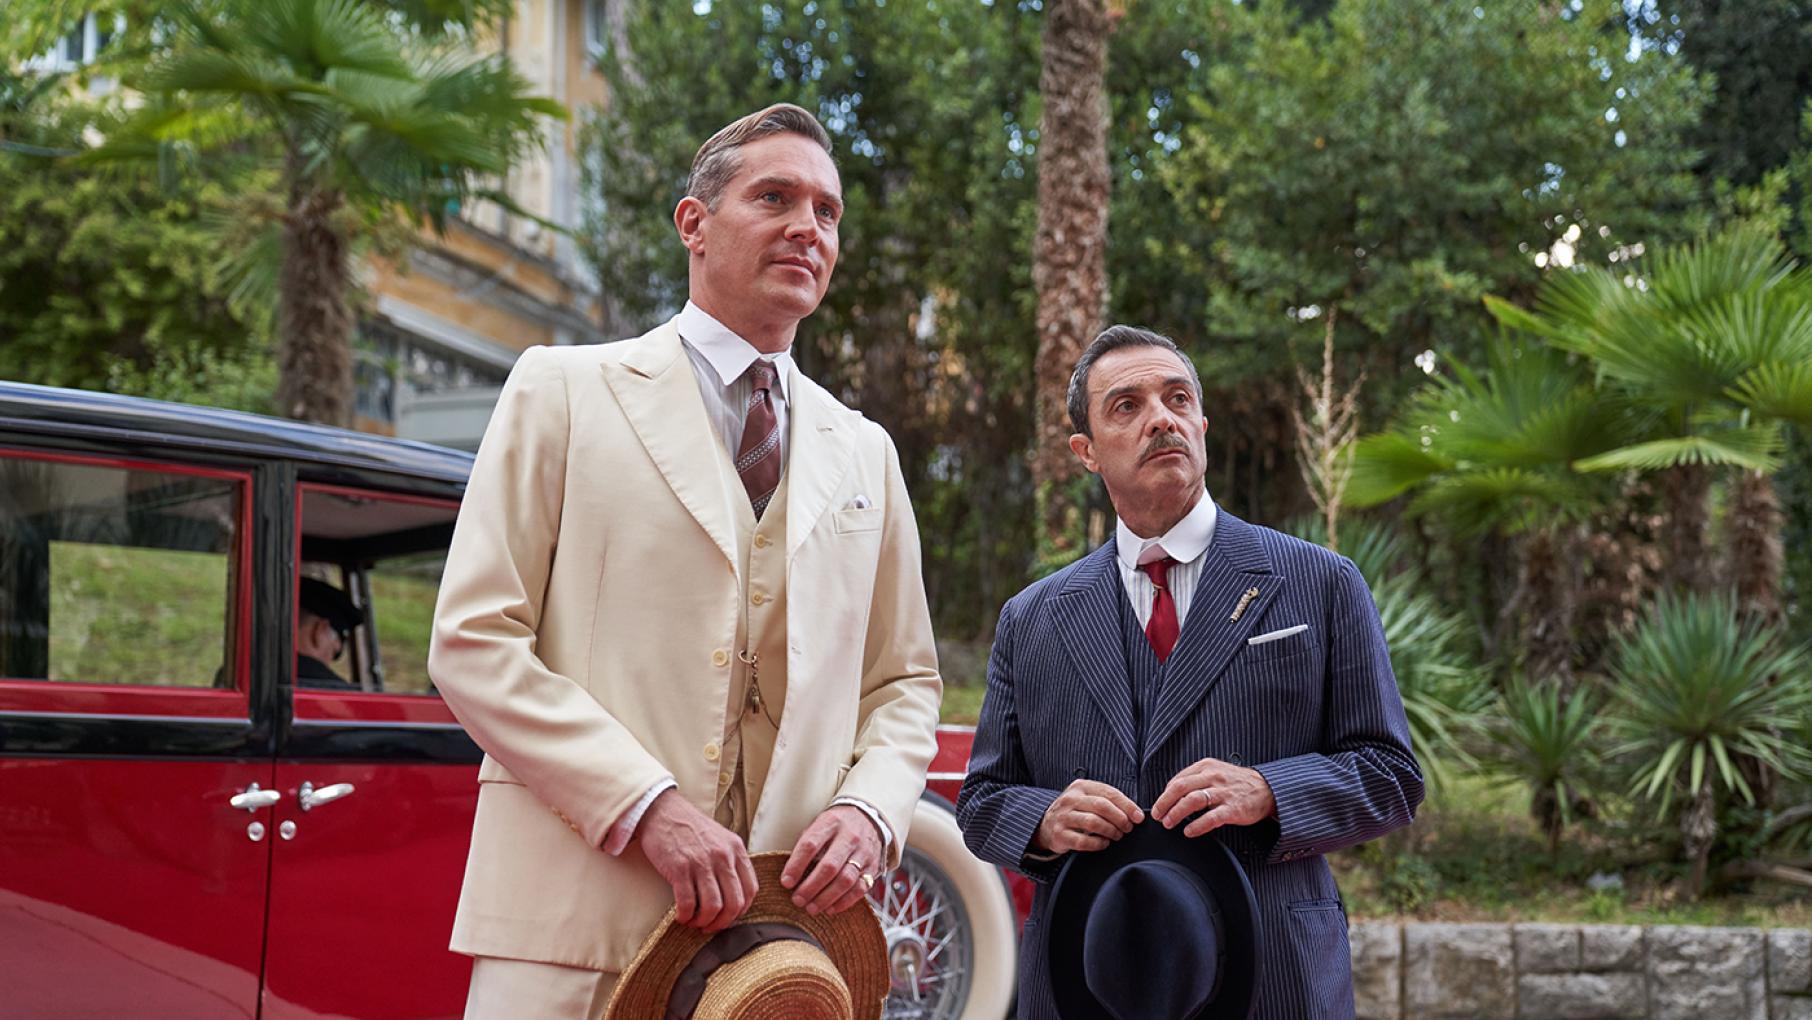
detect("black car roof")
[0,381,474,484]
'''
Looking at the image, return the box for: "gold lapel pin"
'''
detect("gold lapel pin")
[1229,586,1261,622]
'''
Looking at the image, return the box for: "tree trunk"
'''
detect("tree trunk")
[1032,0,1113,562]
[1681,779,1718,900]
[1659,462,1714,594]
[277,179,355,428]
[1727,468,1785,627]
[1515,524,1580,691]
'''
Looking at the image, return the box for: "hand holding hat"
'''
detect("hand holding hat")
[607,852,889,1020]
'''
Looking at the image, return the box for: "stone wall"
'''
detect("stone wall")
[1349,922,1812,1020]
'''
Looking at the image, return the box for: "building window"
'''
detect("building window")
[35,13,115,71]
[583,0,610,58]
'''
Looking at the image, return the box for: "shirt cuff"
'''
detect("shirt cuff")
[830,796,894,858]
[603,776,677,856]
[1023,848,1064,862]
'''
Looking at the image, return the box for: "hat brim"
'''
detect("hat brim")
[605,852,889,1020]
[1045,822,1262,1020]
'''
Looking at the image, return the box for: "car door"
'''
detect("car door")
[258,483,478,1020]
[0,448,272,1018]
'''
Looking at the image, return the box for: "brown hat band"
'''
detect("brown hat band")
[665,922,827,1020]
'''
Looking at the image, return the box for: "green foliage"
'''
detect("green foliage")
[0,71,269,399]
[1488,679,1603,846]
[1609,593,1812,816]
[1161,0,1710,426]
[1349,339,1630,534]
[1494,225,1812,473]
[111,0,565,225]
[1289,516,1491,787]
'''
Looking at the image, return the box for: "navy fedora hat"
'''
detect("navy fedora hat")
[1046,821,1261,1020]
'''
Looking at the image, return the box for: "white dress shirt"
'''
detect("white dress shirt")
[1115,488,1218,629]
[603,303,892,858]
[675,301,795,472]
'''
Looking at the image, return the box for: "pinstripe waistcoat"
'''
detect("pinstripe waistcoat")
[956,510,1424,1020]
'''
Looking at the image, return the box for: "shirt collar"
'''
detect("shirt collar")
[675,301,794,400]
[1115,489,1218,569]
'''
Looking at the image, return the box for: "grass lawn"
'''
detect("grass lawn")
[48,542,229,687]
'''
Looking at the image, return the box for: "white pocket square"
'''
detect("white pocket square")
[1248,624,1308,646]
[844,494,872,510]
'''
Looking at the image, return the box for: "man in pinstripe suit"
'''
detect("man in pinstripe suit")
[957,325,1423,1019]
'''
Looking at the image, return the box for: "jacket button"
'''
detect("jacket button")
[1230,753,1246,766]
[751,592,768,606]
[719,770,733,788]
[704,742,721,762]
[754,533,771,549]
[712,649,729,667]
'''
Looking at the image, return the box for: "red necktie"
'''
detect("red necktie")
[736,360,782,518]
[1141,557,1179,663]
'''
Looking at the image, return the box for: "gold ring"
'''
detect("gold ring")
[841,859,862,873]
[860,872,876,891]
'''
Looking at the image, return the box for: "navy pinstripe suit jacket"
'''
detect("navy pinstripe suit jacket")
[956,510,1423,1020]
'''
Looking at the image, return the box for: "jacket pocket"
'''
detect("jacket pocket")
[1286,898,1354,1013]
[833,506,884,534]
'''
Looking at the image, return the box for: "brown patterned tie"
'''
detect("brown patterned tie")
[736,360,782,518]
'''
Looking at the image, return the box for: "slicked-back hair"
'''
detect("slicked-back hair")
[1066,325,1204,437]
[687,103,835,211]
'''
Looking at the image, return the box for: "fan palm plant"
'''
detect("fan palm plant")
[1348,338,1633,688]
[1607,593,1812,896]
[88,0,564,427]
[1487,226,1812,614]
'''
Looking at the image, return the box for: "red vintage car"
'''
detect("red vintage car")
[0,381,1024,1020]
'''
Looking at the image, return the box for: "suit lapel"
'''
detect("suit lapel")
[1142,511,1286,763]
[1052,544,1138,767]
[784,371,855,561]
[599,323,741,572]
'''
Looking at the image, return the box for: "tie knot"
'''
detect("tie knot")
[1140,557,1175,589]
[744,359,778,393]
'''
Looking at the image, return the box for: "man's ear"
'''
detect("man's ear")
[1068,432,1099,473]
[674,196,708,255]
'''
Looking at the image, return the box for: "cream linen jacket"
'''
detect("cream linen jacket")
[428,323,943,972]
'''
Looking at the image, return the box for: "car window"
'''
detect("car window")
[297,487,456,697]
[0,452,241,688]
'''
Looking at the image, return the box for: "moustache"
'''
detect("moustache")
[1141,434,1192,463]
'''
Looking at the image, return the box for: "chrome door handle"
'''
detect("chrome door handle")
[230,783,281,812]
[299,782,355,811]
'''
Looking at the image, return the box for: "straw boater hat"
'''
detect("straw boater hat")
[606,852,890,1020]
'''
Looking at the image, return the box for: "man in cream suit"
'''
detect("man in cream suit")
[429,104,942,1017]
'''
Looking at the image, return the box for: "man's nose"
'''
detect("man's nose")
[783,207,821,245]
[1144,406,1182,435]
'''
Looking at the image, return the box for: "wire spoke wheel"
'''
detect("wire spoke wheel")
[871,841,974,1019]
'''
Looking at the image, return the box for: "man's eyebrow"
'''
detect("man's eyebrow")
[1099,376,1194,405]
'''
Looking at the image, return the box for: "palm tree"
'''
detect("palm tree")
[1348,338,1632,689]
[1608,593,1812,897]
[1487,227,1812,614]
[1032,0,1115,561]
[97,0,563,427]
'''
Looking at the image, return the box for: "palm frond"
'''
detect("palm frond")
[1347,432,1452,506]
[1729,361,1812,430]
[1609,593,1812,815]
[1573,425,1783,473]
